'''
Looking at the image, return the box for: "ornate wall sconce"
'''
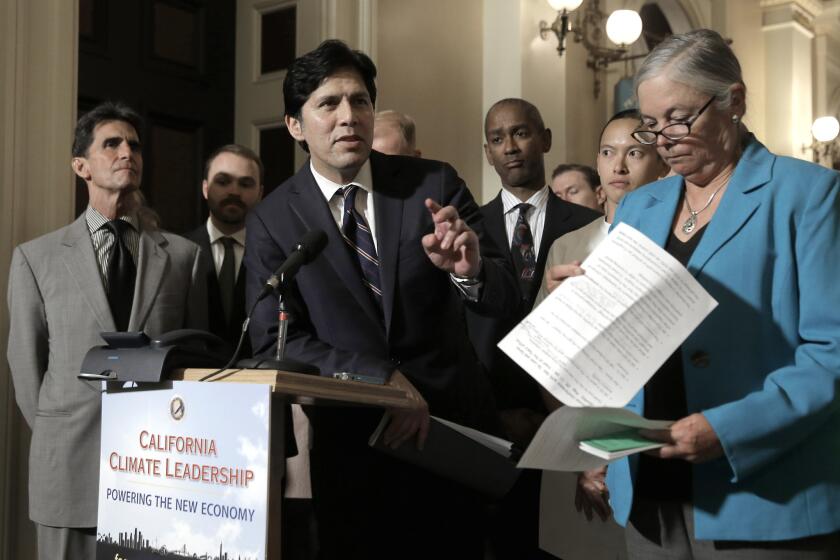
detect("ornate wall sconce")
[539,0,646,98]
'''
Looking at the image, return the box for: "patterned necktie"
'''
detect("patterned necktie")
[339,185,383,312]
[104,219,136,331]
[218,236,236,323]
[510,203,536,298]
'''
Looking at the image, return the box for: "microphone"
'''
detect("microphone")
[258,229,328,299]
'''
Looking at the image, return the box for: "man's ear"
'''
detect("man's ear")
[595,185,607,206]
[483,143,493,165]
[285,114,305,142]
[71,157,90,181]
[201,179,210,200]
[258,183,265,200]
[542,128,553,153]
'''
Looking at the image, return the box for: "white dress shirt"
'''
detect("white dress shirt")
[206,219,246,280]
[311,160,377,250]
[500,185,550,256]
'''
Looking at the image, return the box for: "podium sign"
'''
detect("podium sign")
[96,381,271,560]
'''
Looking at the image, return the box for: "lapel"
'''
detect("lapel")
[287,162,384,328]
[233,262,247,326]
[686,138,768,275]
[60,215,115,332]
[370,152,403,335]
[633,175,683,248]
[537,194,574,271]
[129,229,169,331]
[194,227,213,274]
[483,193,513,269]
[195,227,225,329]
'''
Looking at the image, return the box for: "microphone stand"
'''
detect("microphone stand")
[275,292,289,363]
[234,273,318,374]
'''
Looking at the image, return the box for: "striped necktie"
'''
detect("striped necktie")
[339,185,383,312]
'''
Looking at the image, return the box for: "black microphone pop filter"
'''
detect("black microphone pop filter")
[259,229,329,297]
[296,229,328,264]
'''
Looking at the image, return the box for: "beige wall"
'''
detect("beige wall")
[725,0,767,141]
[525,0,607,178]
[1,1,79,558]
[375,0,485,198]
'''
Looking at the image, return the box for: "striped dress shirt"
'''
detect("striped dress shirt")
[85,206,140,290]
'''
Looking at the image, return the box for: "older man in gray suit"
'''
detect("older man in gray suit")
[6,102,207,559]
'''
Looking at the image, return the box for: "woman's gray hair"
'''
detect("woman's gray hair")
[634,29,744,110]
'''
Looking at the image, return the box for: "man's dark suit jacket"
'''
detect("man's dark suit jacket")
[465,191,600,411]
[244,151,518,558]
[185,224,250,357]
[245,151,517,426]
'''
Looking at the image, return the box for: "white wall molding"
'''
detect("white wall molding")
[358,0,378,61]
[762,0,815,159]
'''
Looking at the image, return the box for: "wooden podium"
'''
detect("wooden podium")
[169,368,412,559]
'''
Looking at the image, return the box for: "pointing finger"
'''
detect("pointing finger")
[425,198,443,214]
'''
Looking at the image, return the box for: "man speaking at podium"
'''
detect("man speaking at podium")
[245,40,516,559]
[7,102,206,559]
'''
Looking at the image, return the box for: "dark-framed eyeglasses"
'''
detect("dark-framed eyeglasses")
[632,96,716,145]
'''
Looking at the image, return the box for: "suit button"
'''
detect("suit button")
[690,350,710,368]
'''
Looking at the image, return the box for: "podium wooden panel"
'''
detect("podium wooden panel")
[169,368,410,559]
[173,368,412,409]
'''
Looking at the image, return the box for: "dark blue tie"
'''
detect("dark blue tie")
[511,203,536,299]
[340,185,383,312]
[218,237,236,323]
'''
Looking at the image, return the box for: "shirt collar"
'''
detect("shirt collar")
[500,185,549,215]
[310,159,374,201]
[85,205,138,235]
[206,218,246,246]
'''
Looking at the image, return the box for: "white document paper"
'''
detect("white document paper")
[499,222,718,408]
[518,406,672,471]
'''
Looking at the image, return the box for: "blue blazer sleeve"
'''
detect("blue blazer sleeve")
[703,165,840,482]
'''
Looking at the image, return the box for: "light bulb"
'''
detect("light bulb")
[605,9,643,46]
[547,0,584,12]
[811,116,840,142]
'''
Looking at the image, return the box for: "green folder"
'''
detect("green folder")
[578,429,665,460]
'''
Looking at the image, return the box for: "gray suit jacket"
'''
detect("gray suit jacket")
[6,213,207,527]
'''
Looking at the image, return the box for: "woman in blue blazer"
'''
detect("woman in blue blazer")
[583,29,840,558]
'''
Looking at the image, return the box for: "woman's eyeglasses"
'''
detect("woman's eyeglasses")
[632,96,716,145]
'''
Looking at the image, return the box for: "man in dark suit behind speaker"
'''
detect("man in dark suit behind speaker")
[466,98,600,558]
[186,145,263,355]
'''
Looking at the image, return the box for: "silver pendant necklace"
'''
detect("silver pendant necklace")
[682,185,725,234]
